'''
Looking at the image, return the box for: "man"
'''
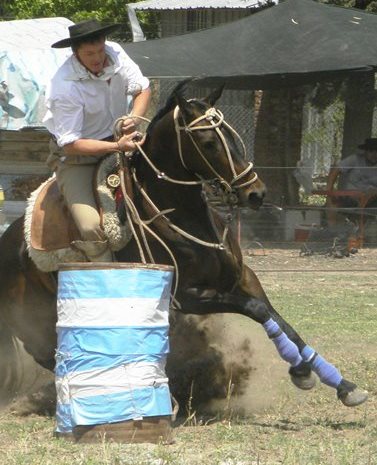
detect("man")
[325,137,377,226]
[43,19,151,262]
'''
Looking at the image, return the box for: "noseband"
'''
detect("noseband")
[173,105,258,197]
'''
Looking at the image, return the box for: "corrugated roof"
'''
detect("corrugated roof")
[128,0,273,10]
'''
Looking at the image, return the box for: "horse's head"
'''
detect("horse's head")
[172,84,266,209]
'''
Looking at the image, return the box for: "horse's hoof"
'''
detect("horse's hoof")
[289,361,316,390]
[290,372,317,390]
[337,379,368,407]
[338,388,368,407]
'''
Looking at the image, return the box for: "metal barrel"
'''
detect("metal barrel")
[55,262,174,443]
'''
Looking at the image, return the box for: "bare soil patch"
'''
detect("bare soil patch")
[244,244,377,272]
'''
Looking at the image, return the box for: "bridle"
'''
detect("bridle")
[173,105,259,202]
[115,104,259,200]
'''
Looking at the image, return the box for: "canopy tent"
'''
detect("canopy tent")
[124,0,377,89]
[0,18,72,130]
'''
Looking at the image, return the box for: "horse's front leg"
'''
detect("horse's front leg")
[181,267,368,407]
[238,265,368,407]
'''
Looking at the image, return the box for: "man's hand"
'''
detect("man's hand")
[121,116,141,135]
[117,130,145,152]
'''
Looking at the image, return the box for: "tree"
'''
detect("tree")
[254,87,307,206]
[341,71,375,158]
[0,0,159,41]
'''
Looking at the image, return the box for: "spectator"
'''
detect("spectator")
[325,137,377,226]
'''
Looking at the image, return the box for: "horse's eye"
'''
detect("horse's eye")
[202,140,217,151]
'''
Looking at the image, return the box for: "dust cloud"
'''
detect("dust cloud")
[206,314,288,415]
[167,312,287,417]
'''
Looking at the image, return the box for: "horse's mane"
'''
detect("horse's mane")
[146,79,192,136]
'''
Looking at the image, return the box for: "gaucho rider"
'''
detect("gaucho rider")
[43,19,151,262]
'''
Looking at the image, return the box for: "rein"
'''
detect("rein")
[131,169,228,251]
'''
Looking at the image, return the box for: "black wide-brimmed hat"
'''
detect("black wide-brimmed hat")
[358,137,377,151]
[51,19,121,48]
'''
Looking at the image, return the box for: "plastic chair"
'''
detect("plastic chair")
[312,189,377,246]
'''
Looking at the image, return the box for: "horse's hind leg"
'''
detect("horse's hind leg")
[182,284,368,407]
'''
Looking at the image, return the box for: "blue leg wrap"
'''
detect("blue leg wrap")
[263,318,302,367]
[301,345,342,388]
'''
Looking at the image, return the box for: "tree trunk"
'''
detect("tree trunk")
[253,87,306,206]
[342,71,375,159]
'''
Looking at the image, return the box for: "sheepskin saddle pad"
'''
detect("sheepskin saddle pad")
[24,153,132,272]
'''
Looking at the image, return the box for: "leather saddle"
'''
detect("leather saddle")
[29,154,131,252]
[30,178,81,251]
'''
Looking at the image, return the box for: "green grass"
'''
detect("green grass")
[0,259,376,465]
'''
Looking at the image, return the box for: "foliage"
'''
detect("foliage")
[3,0,123,21]
[301,96,345,176]
[308,80,346,111]
[0,0,159,41]
[320,0,377,10]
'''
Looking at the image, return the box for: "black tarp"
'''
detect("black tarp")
[124,0,377,89]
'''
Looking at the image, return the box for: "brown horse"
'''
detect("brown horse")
[0,82,367,410]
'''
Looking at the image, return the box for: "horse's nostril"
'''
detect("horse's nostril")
[249,191,264,200]
[248,191,264,209]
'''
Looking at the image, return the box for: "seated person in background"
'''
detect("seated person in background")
[325,137,377,226]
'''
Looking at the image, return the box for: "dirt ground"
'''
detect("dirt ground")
[243,243,377,272]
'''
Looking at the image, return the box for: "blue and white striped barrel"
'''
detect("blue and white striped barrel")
[55,263,174,436]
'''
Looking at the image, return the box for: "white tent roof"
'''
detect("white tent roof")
[0,17,73,49]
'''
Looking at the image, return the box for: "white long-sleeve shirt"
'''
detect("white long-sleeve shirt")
[43,41,149,147]
[338,153,377,191]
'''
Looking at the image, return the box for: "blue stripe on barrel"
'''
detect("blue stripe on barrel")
[71,385,172,426]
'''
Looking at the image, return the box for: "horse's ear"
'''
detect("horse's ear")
[204,84,225,106]
[174,90,187,110]
[174,90,196,121]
